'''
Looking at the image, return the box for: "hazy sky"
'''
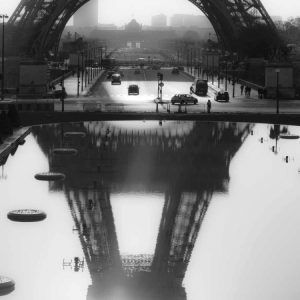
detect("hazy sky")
[0,0,299,26]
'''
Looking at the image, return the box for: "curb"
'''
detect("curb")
[0,127,31,165]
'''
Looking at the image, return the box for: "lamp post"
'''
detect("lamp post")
[77,52,80,97]
[275,68,280,114]
[0,14,8,101]
[81,52,84,92]
[206,49,209,81]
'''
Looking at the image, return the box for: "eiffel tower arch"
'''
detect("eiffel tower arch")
[7,0,282,58]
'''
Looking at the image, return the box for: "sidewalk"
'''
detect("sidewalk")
[55,69,105,97]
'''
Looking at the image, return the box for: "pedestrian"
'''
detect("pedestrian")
[248,87,252,97]
[245,86,249,97]
[240,85,244,95]
[207,99,211,113]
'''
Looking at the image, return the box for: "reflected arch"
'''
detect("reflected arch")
[7,0,281,58]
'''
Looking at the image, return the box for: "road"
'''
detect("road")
[54,68,300,114]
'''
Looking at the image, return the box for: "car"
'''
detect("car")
[171,94,198,105]
[152,65,161,70]
[215,91,229,102]
[172,67,179,74]
[111,73,121,84]
[128,84,139,95]
[134,69,141,74]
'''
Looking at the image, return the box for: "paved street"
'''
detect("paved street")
[53,67,300,114]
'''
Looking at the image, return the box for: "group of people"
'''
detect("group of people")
[240,85,252,97]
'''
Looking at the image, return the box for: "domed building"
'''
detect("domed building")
[125,19,142,32]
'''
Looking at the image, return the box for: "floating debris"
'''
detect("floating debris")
[53,148,78,155]
[64,132,86,138]
[0,276,15,296]
[7,209,47,222]
[35,172,65,181]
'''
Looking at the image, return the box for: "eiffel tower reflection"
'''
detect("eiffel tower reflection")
[33,120,252,300]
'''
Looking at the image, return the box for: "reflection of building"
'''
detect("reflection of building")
[74,0,98,27]
[152,14,167,27]
[32,121,252,300]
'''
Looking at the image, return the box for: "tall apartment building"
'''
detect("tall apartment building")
[170,14,211,28]
[151,14,167,27]
[74,0,98,27]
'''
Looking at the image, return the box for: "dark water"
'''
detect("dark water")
[1,121,300,300]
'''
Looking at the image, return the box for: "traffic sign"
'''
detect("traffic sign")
[159,82,164,87]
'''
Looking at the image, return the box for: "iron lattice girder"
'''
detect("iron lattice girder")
[189,0,279,51]
[8,0,90,57]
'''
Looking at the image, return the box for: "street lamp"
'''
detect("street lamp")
[0,14,8,101]
[275,68,280,114]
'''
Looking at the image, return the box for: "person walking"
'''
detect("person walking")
[240,85,244,95]
[207,99,211,113]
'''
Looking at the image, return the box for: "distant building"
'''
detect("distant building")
[74,0,98,27]
[89,19,177,49]
[98,24,118,30]
[151,14,167,27]
[271,16,283,23]
[125,19,142,32]
[170,14,211,28]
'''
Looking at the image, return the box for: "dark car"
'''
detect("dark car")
[172,67,179,74]
[128,84,139,95]
[111,73,121,85]
[152,65,161,70]
[134,69,141,74]
[215,91,229,102]
[52,89,67,99]
[171,94,198,105]
[177,66,184,71]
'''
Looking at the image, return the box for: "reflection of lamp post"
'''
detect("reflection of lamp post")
[275,68,280,114]
[212,51,215,85]
[0,14,8,101]
[225,60,228,92]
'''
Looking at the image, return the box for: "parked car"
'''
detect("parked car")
[152,65,161,70]
[215,91,229,102]
[171,94,198,105]
[128,84,139,95]
[172,67,179,74]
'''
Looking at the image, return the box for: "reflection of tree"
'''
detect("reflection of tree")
[31,121,252,300]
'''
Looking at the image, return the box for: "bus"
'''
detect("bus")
[191,79,208,96]
[102,58,116,69]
